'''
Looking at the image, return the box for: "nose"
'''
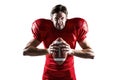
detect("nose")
[57,19,62,24]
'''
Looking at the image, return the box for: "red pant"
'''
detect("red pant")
[42,67,76,80]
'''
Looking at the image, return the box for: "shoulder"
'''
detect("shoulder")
[66,18,87,31]
[33,18,52,26]
[68,17,85,23]
[67,17,86,27]
[68,17,88,32]
[32,18,53,30]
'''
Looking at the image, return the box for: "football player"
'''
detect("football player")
[23,4,94,80]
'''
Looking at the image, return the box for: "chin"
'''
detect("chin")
[56,25,65,30]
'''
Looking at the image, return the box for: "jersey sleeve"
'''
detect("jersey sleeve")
[31,20,46,42]
[77,19,88,42]
[31,21,41,41]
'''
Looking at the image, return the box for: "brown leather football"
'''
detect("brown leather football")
[52,38,68,65]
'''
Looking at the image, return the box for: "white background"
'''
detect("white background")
[0,0,120,80]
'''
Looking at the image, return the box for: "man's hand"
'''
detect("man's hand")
[48,38,72,65]
[60,41,73,55]
[48,38,73,55]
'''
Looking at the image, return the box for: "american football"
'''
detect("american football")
[51,38,68,65]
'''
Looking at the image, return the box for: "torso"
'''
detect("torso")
[36,18,83,70]
[32,18,86,79]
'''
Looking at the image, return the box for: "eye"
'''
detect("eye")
[54,17,58,21]
[61,17,64,20]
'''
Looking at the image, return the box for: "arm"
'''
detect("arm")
[72,39,94,59]
[71,18,94,59]
[23,38,49,56]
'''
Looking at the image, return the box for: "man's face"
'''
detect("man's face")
[51,12,67,30]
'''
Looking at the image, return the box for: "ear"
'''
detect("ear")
[50,14,53,20]
[51,16,53,21]
[51,18,53,21]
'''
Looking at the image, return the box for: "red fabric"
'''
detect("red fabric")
[31,18,88,80]
[42,66,76,80]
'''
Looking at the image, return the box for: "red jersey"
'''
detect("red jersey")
[32,18,88,80]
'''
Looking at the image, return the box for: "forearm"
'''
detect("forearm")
[72,48,94,59]
[23,46,48,56]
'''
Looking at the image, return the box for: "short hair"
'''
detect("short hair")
[51,4,68,16]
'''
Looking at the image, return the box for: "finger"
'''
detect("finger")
[61,48,73,54]
[59,44,70,48]
[49,46,60,49]
[62,49,70,51]
[48,49,58,54]
[50,48,59,51]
